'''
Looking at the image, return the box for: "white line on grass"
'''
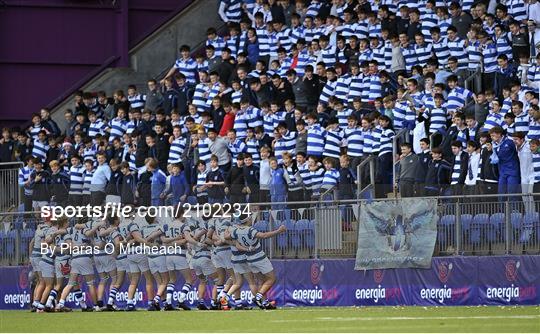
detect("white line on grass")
[271,315,540,323]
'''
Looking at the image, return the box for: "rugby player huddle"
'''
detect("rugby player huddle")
[29,206,286,312]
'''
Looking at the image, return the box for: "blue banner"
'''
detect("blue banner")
[1,256,539,309]
[355,198,439,270]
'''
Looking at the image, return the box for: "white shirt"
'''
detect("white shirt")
[518,141,535,184]
[259,159,271,190]
[464,152,481,186]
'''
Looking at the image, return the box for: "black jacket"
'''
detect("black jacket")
[121,173,137,205]
[30,170,51,201]
[227,165,246,194]
[424,159,452,188]
[137,171,152,206]
[0,140,14,163]
[479,147,499,182]
[49,171,70,204]
[105,169,123,196]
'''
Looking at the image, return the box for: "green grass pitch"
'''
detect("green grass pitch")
[0,306,538,332]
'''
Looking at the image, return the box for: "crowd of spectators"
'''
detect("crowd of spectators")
[2,0,540,213]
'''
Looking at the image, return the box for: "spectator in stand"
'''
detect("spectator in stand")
[90,152,111,206]
[397,143,418,197]
[48,160,69,206]
[489,126,520,195]
[120,162,137,205]
[463,141,481,197]
[512,132,534,212]
[14,0,540,213]
[450,140,469,196]
[29,159,50,210]
[104,159,122,204]
[226,152,247,204]
[423,147,451,196]
[243,152,260,203]
[205,155,226,203]
[161,163,188,206]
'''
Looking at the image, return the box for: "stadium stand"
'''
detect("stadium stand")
[0,0,540,266]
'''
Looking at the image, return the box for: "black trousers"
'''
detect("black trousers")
[90,191,106,206]
[400,180,415,198]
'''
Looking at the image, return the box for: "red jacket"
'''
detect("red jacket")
[219,112,235,136]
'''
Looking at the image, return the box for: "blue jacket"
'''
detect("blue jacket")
[494,137,520,177]
[170,172,188,202]
[270,168,287,197]
[151,169,167,200]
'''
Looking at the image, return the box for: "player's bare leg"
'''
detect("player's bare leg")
[142,270,156,310]
[175,268,194,310]
[255,270,277,309]
[83,274,98,308]
[44,276,65,311]
[57,273,89,311]
[32,272,44,311]
[96,271,112,310]
[106,270,126,310]
[197,272,217,310]
[211,267,226,309]
[38,277,54,312]
[151,270,169,309]
[164,270,177,310]
[126,271,141,311]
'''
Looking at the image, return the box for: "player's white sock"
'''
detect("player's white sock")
[37,303,45,310]
[147,300,153,306]
[153,295,161,305]
[216,285,224,299]
[166,283,175,305]
[107,287,118,306]
[45,289,57,308]
[58,299,65,308]
[127,299,134,305]
[179,283,191,302]
[255,292,263,301]
[32,300,40,308]
[74,289,87,308]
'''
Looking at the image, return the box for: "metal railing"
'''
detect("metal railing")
[3,193,539,265]
[464,65,482,94]
[0,162,23,213]
[356,155,375,199]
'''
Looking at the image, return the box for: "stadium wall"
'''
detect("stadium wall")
[0,0,198,124]
[1,256,538,309]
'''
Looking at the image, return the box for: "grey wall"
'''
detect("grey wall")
[50,0,222,129]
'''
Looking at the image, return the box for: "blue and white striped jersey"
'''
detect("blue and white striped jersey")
[321,168,340,190]
[198,137,212,164]
[107,118,127,143]
[432,37,450,66]
[228,138,247,164]
[168,136,186,164]
[69,164,85,195]
[307,124,326,156]
[447,37,468,70]
[18,166,34,196]
[323,128,344,159]
[127,94,146,109]
[174,57,198,84]
[207,36,226,57]
[88,119,106,139]
[274,131,297,164]
[378,128,394,156]
[344,127,364,157]
[32,139,49,161]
